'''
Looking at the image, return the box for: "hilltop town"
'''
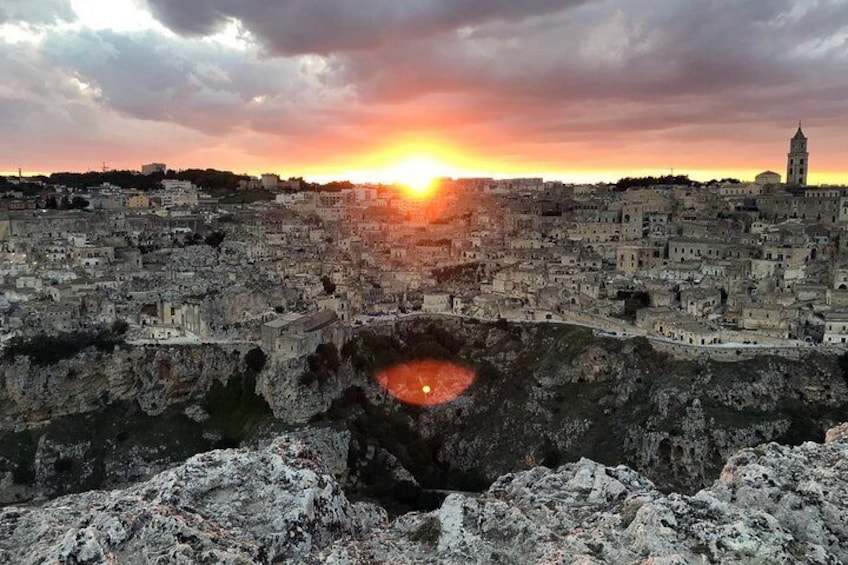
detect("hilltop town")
[2,127,848,360]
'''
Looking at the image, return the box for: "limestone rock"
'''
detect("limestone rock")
[0,344,249,430]
[311,425,848,564]
[825,422,848,444]
[3,427,848,564]
[0,436,386,564]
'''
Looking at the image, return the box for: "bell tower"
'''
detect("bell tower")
[786,123,808,186]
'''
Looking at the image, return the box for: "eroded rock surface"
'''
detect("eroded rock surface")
[2,427,848,564]
[0,436,385,564]
[312,426,848,564]
[1,344,250,430]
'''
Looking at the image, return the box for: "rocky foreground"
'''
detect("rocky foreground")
[5,319,848,507]
[1,426,847,564]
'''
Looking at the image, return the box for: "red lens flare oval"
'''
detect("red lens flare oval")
[376,360,476,406]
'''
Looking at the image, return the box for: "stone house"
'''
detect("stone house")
[740,306,796,338]
[647,310,720,345]
[823,311,848,344]
[260,310,342,359]
[422,293,453,314]
[679,286,721,319]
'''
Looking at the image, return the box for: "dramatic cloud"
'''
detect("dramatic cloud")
[0,0,75,25]
[2,0,848,180]
[39,29,342,134]
[142,0,588,55]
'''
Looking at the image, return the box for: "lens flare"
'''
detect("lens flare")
[376,360,475,406]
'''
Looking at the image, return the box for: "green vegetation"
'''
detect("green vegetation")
[48,170,164,190]
[218,190,275,204]
[203,350,273,443]
[0,400,216,497]
[301,343,341,386]
[45,168,252,191]
[203,373,272,444]
[614,175,742,191]
[0,346,274,499]
[432,262,480,285]
[615,175,695,190]
[2,321,128,366]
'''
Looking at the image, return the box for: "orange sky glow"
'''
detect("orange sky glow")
[2,1,848,186]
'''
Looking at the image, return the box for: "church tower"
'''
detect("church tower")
[786,123,808,186]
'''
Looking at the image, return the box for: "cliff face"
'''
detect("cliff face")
[0,344,267,505]
[3,317,848,512]
[2,426,846,564]
[0,343,250,430]
[314,425,848,564]
[262,318,848,498]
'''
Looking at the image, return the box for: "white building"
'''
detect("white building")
[261,174,280,190]
[823,311,848,344]
[141,162,166,175]
[160,180,198,207]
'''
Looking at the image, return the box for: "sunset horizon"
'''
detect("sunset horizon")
[3,1,848,186]
[5,2,848,559]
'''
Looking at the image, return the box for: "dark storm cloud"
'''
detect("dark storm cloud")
[3,0,848,174]
[329,0,848,130]
[142,0,588,55]
[38,28,341,135]
[0,0,75,24]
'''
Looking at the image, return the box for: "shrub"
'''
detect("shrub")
[302,343,341,385]
[3,324,127,366]
[244,347,267,373]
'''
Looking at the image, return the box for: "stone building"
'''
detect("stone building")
[786,125,809,186]
[422,293,453,314]
[261,310,342,358]
[823,311,848,344]
[755,171,781,186]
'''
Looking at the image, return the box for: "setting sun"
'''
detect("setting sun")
[388,157,446,199]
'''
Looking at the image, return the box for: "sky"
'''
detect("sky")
[1,0,848,185]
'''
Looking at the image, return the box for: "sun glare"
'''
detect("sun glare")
[388,157,445,199]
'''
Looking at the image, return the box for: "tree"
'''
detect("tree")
[244,347,267,373]
[69,196,89,209]
[321,275,337,295]
[205,231,225,249]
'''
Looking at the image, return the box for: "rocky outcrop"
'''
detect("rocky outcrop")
[0,436,385,564]
[0,343,252,430]
[3,427,848,564]
[4,317,848,512]
[312,426,848,564]
[0,357,271,505]
[273,318,848,496]
[257,355,354,424]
